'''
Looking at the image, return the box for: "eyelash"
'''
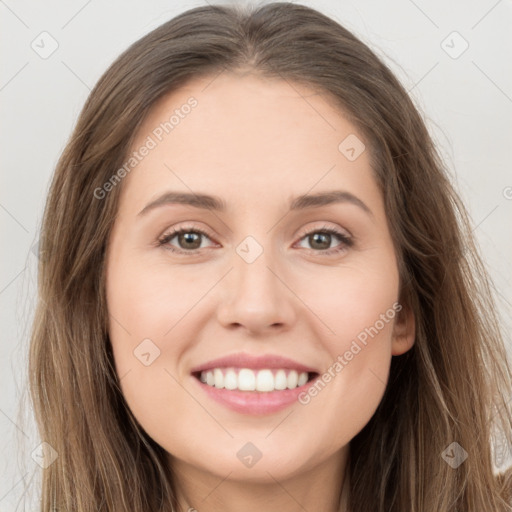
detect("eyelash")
[157,224,353,256]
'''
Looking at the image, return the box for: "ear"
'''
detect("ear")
[391,304,415,356]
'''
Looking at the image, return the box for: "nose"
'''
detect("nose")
[216,245,297,335]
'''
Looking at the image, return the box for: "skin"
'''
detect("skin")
[105,70,415,512]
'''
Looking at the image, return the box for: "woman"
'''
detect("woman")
[29,2,512,510]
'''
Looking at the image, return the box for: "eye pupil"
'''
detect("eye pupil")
[179,232,201,249]
[309,232,331,250]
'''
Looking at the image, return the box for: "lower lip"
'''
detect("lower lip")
[193,376,317,415]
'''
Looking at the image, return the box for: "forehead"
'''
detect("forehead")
[120,71,380,214]
[133,70,359,153]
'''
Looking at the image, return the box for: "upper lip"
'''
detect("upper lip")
[190,353,319,374]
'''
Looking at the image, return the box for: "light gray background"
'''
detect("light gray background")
[1,0,511,508]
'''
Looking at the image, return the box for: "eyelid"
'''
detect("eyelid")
[157,223,218,248]
[294,221,352,241]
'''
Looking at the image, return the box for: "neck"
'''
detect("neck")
[170,446,350,512]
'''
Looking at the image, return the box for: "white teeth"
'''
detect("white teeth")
[238,368,256,391]
[297,372,308,387]
[256,369,274,392]
[287,370,298,389]
[198,368,310,392]
[214,368,224,389]
[224,369,237,390]
[274,369,287,390]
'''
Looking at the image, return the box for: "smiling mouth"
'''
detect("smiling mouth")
[192,368,319,393]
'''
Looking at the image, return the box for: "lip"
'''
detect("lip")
[190,352,318,374]
[194,379,318,415]
[190,352,319,415]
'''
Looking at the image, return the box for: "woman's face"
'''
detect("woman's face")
[105,72,415,485]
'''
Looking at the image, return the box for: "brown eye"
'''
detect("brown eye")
[296,228,353,255]
[176,231,203,250]
[308,232,332,250]
[158,227,215,253]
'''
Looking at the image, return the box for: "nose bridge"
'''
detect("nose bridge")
[216,234,296,331]
[233,234,282,304]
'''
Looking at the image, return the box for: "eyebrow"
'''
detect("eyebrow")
[137,190,373,217]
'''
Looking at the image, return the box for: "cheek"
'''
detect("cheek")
[293,260,398,441]
[300,253,400,350]
[106,257,200,448]
[106,253,210,350]
[106,265,168,370]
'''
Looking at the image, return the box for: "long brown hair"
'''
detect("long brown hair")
[28,2,512,510]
